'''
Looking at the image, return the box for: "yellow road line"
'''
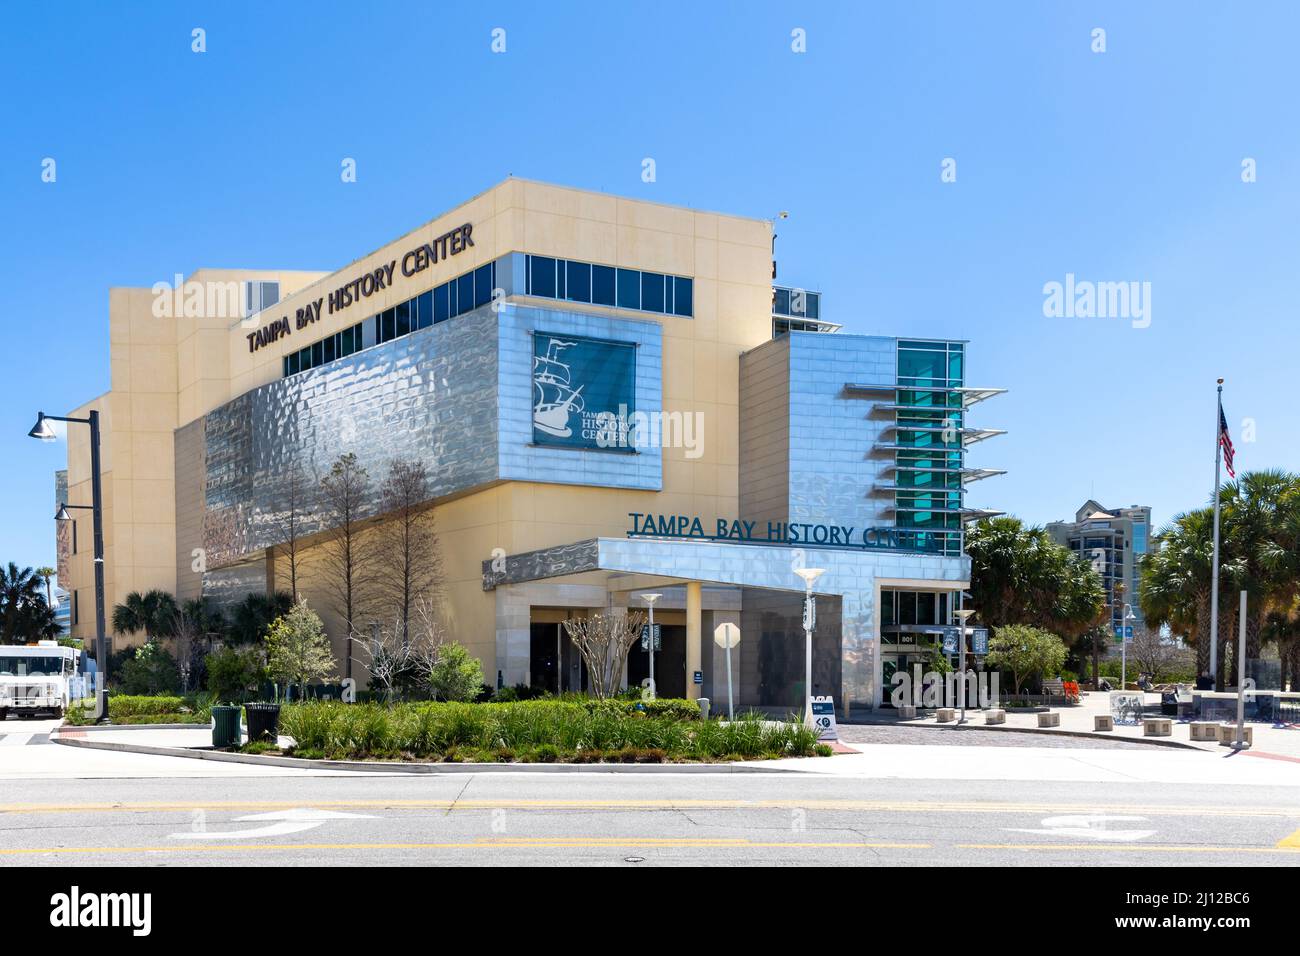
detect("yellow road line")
[1277,828,1300,849]
[1,799,1296,817]
[0,838,930,856]
[960,842,1300,855]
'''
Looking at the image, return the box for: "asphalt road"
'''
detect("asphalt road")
[3,737,1299,866]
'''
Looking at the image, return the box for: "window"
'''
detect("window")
[457,273,474,315]
[525,256,691,316]
[474,264,493,308]
[616,269,640,310]
[640,272,665,313]
[567,261,591,303]
[674,277,692,317]
[281,263,497,379]
[530,256,557,298]
[244,280,280,316]
[434,283,450,323]
[415,290,432,329]
[592,265,616,306]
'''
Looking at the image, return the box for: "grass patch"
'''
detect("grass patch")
[278,700,819,763]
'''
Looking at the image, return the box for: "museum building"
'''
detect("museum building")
[55,178,1005,711]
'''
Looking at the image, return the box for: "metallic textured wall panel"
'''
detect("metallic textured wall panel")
[202,561,268,614]
[200,304,662,571]
[481,539,600,590]
[203,309,500,568]
[786,332,896,533]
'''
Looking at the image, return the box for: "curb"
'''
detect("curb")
[49,733,789,774]
[59,722,208,732]
[841,716,1204,751]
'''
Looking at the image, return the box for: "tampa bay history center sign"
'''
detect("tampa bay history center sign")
[532,333,635,449]
[627,513,916,551]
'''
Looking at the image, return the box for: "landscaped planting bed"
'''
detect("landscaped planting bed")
[275,699,825,763]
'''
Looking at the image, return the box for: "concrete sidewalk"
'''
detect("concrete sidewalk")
[880,691,1300,760]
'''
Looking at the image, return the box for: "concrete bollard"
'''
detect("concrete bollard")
[697,698,710,720]
[984,709,1006,725]
[896,705,918,720]
[1142,717,1172,737]
[1218,724,1253,747]
[1094,714,1114,732]
[935,708,956,723]
[1037,712,1060,728]
[1190,721,1219,742]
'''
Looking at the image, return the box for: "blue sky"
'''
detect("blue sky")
[2,1,1297,569]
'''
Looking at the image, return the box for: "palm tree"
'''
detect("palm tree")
[0,562,58,644]
[227,592,294,645]
[111,589,180,642]
[967,517,1105,628]
[1140,470,1300,686]
[35,566,56,609]
[1218,470,1300,679]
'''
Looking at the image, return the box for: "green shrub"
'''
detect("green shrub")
[108,695,187,717]
[277,699,815,763]
[117,643,181,695]
[205,647,266,702]
[428,643,485,702]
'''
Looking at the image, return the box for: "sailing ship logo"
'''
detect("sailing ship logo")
[533,338,585,438]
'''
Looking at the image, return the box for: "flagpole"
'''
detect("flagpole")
[1209,379,1224,689]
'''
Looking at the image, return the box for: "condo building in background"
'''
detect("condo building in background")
[56,178,1005,710]
[1046,500,1153,633]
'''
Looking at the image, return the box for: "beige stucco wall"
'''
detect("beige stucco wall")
[64,178,776,665]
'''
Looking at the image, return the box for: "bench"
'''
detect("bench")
[1037,712,1060,728]
[896,705,918,720]
[1142,717,1172,737]
[1041,679,1081,705]
[984,709,1006,725]
[1094,714,1114,732]
[935,708,956,723]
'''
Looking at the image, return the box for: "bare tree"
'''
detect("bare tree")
[376,458,442,644]
[562,610,646,699]
[271,466,314,601]
[1129,624,1194,684]
[353,616,409,702]
[357,597,450,701]
[319,453,372,684]
[171,600,218,693]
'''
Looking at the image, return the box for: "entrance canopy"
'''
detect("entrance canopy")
[483,536,967,710]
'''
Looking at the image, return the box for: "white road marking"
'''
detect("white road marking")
[1007,814,1155,842]
[170,807,377,840]
[0,734,34,747]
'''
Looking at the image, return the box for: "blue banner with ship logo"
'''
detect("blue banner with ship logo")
[532,332,635,449]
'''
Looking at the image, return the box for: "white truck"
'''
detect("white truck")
[0,642,84,719]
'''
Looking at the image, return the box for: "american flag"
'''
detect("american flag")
[1219,406,1236,478]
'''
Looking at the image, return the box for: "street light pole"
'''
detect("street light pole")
[1122,603,1136,690]
[794,567,826,724]
[639,593,662,700]
[31,410,108,723]
[954,607,976,724]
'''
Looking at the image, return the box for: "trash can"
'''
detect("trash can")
[244,702,281,744]
[211,705,242,748]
